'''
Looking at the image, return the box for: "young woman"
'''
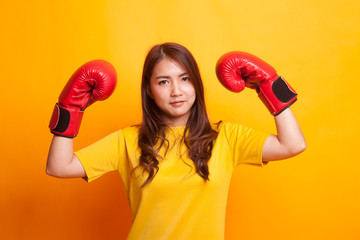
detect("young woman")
[47,42,306,240]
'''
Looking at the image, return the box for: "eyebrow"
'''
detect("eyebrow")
[155,72,188,79]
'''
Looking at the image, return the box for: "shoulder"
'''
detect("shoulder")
[120,125,141,140]
[211,120,243,133]
[121,124,141,134]
[211,120,266,141]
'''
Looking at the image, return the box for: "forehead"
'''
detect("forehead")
[152,57,187,76]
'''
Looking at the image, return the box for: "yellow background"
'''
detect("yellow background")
[1,0,359,239]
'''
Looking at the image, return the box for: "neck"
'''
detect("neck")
[163,114,189,127]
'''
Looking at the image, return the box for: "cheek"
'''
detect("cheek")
[186,84,196,98]
[151,87,166,103]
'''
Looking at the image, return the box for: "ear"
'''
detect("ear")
[147,87,153,98]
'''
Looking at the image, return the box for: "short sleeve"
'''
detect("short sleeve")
[74,130,122,182]
[221,121,270,167]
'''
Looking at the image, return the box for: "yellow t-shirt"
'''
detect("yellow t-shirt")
[75,121,269,240]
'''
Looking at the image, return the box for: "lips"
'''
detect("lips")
[170,100,185,106]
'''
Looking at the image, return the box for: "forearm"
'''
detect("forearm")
[275,108,306,153]
[46,135,83,177]
[263,108,306,161]
[262,108,306,161]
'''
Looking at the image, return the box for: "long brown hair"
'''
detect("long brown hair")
[137,42,218,186]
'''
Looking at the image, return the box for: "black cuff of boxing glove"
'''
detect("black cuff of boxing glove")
[51,104,71,133]
[49,103,83,138]
[258,76,298,116]
[272,76,297,103]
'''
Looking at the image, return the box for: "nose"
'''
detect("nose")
[170,81,182,97]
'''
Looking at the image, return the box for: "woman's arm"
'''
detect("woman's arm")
[46,60,117,178]
[216,51,306,162]
[46,136,86,178]
[262,108,306,161]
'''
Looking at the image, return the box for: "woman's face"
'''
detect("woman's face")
[149,57,196,126]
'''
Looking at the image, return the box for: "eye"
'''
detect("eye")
[158,80,169,85]
[182,76,190,81]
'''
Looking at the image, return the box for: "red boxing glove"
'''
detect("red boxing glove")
[49,60,117,137]
[216,51,297,116]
